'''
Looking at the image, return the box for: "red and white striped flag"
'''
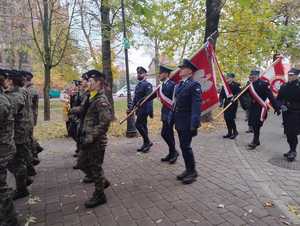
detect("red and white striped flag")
[260,56,288,95]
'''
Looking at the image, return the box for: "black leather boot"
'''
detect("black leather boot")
[13,188,29,200]
[181,171,198,184]
[84,191,107,208]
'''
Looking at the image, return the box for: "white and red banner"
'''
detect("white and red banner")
[260,56,288,95]
[170,41,220,115]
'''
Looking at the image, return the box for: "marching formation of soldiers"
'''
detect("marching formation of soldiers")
[0,69,43,226]
[1,60,300,223]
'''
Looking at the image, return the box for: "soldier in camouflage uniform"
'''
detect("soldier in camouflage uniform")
[6,70,31,199]
[0,69,20,226]
[77,70,113,208]
[23,71,43,165]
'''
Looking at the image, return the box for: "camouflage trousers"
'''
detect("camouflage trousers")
[0,156,19,226]
[77,136,107,193]
[8,144,29,191]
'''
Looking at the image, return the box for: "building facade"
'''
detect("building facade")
[0,0,32,71]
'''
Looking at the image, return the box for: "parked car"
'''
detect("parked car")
[115,86,135,97]
[49,89,61,98]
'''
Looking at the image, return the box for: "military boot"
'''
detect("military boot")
[27,165,37,176]
[103,179,111,189]
[13,188,29,200]
[287,151,297,162]
[32,157,40,166]
[27,177,33,186]
[181,171,198,185]
[84,191,107,208]
[82,176,94,184]
[230,131,238,139]
[223,133,232,139]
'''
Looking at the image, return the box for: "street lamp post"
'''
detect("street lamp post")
[121,0,137,137]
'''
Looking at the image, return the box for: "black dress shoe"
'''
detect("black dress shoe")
[182,171,198,184]
[283,150,292,158]
[141,142,153,153]
[177,171,188,181]
[84,192,107,208]
[287,151,297,162]
[247,142,260,150]
[169,152,179,164]
[137,144,146,152]
[229,132,238,139]
[73,164,80,170]
[13,189,29,200]
[161,154,171,162]
[246,129,253,133]
[223,134,232,138]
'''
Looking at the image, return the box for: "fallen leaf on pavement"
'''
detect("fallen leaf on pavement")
[217,204,225,208]
[248,209,253,213]
[263,201,274,208]
[281,221,290,225]
[287,204,300,216]
[75,206,79,211]
[156,219,163,223]
[280,215,286,219]
[64,194,76,198]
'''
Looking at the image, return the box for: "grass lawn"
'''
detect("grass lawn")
[34,98,224,141]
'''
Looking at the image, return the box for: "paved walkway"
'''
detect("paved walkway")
[11,111,300,226]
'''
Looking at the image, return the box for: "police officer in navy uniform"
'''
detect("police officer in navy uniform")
[247,69,280,150]
[277,68,300,161]
[130,67,153,153]
[148,65,179,163]
[219,73,241,139]
[170,59,202,184]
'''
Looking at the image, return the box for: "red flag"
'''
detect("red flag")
[170,42,219,115]
[260,56,287,95]
[208,42,233,98]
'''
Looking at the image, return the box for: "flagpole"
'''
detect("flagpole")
[119,30,219,125]
[214,57,282,119]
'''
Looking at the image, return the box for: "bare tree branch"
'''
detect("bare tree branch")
[27,0,45,64]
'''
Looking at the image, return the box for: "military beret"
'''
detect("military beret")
[226,72,235,78]
[159,65,173,74]
[288,67,300,76]
[21,70,33,79]
[250,69,260,76]
[0,68,9,78]
[7,70,23,79]
[178,59,198,72]
[86,70,105,79]
[137,66,147,74]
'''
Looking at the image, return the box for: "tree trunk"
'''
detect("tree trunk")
[154,38,160,86]
[204,0,223,46]
[202,0,223,122]
[101,0,115,118]
[43,0,51,121]
[43,65,51,121]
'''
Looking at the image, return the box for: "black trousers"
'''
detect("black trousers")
[161,121,176,156]
[287,133,298,151]
[224,118,237,135]
[252,125,261,144]
[177,130,195,172]
[135,114,150,144]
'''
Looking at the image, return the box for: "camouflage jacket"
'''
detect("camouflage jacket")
[0,87,16,160]
[6,86,30,144]
[81,90,113,144]
[26,83,39,126]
